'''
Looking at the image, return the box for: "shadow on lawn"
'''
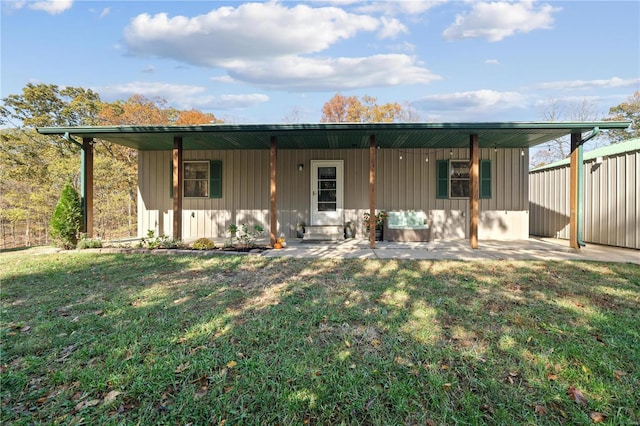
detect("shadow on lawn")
[1,252,639,425]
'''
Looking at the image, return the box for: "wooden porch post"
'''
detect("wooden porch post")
[82,138,94,237]
[469,134,479,249]
[270,136,277,246]
[172,136,183,240]
[569,132,580,249]
[369,134,376,249]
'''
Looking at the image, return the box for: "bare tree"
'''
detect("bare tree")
[282,106,307,124]
[531,97,603,168]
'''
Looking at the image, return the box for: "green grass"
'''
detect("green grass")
[1,249,639,425]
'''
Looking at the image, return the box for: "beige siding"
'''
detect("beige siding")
[529,148,640,249]
[139,148,530,241]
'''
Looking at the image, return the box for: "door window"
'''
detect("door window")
[317,167,337,211]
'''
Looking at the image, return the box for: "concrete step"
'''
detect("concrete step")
[303,225,345,241]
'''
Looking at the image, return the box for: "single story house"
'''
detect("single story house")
[530,138,640,249]
[37,121,630,249]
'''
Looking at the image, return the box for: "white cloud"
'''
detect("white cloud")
[97,82,269,110]
[355,1,446,16]
[388,41,417,53]
[4,1,27,13]
[216,94,270,109]
[124,3,379,66]
[413,90,528,114]
[89,7,110,18]
[536,77,640,90]
[28,0,73,15]
[443,1,560,42]
[226,54,441,91]
[378,17,408,39]
[485,59,499,65]
[211,75,235,84]
[99,82,205,99]
[122,2,439,91]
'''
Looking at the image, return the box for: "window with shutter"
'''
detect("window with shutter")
[436,159,491,199]
[170,160,223,199]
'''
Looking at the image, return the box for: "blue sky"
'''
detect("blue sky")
[2,0,639,124]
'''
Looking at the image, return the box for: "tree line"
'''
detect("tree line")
[1,84,637,248]
[0,84,221,248]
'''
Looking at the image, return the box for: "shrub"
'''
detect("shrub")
[192,238,215,250]
[49,181,82,250]
[77,237,103,249]
[236,223,264,249]
[139,230,185,249]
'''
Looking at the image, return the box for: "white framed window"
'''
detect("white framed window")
[184,161,209,198]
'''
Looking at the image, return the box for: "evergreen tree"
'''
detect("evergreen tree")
[49,181,82,249]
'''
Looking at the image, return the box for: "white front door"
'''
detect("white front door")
[310,160,344,225]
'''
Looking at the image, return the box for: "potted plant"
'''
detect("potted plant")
[363,211,388,240]
[344,221,355,239]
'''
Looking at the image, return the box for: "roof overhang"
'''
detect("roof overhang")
[37,121,631,151]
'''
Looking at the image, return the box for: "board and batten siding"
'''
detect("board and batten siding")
[529,145,640,249]
[138,148,529,241]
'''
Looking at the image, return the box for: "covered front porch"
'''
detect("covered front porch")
[37,121,631,250]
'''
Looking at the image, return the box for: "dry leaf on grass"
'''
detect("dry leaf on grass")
[194,387,208,399]
[103,390,121,403]
[76,399,101,411]
[226,360,237,368]
[534,405,548,415]
[567,386,587,406]
[174,363,190,374]
[613,370,627,381]
[589,411,606,423]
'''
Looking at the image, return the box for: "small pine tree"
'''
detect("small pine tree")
[50,181,83,249]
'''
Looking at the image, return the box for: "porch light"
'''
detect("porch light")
[297,163,304,171]
[521,149,525,156]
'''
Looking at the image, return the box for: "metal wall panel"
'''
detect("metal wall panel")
[139,147,530,241]
[529,148,640,249]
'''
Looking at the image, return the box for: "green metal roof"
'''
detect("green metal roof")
[37,121,631,151]
[530,138,640,172]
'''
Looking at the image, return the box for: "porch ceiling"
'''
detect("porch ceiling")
[37,121,630,151]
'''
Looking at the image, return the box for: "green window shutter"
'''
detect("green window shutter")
[169,161,173,199]
[209,160,222,199]
[436,160,449,199]
[480,160,491,199]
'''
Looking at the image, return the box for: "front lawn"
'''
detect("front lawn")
[1,250,638,425]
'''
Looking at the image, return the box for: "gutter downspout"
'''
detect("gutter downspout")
[577,127,599,247]
[62,132,87,233]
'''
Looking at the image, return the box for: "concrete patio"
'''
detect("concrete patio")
[261,237,640,264]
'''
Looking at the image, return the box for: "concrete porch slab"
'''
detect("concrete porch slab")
[261,237,640,263]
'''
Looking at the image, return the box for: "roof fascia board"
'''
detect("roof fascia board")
[37,121,632,136]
